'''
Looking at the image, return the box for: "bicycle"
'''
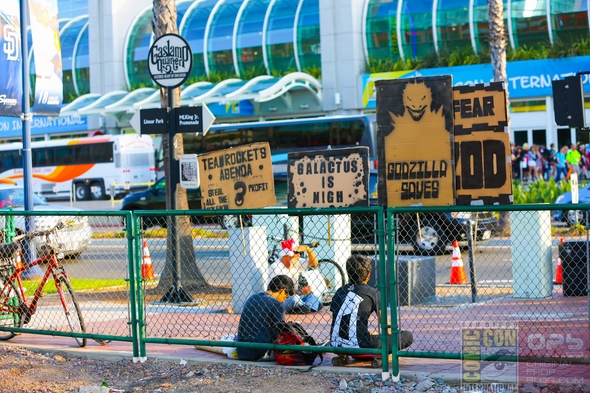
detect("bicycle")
[0,221,87,347]
[267,236,347,307]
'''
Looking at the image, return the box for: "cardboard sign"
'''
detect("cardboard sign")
[287,147,370,208]
[453,82,508,134]
[453,83,512,205]
[376,75,455,206]
[197,142,276,210]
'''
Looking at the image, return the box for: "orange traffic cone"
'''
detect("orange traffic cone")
[141,241,155,280]
[449,240,468,284]
[554,237,564,285]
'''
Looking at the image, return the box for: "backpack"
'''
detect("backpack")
[273,321,323,369]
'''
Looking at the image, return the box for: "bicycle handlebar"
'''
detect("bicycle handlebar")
[12,221,73,243]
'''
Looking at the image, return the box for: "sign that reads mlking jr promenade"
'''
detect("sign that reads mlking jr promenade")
[197,142,276,210]
[287,147,370,208]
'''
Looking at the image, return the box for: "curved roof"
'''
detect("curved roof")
[61,72,322,118]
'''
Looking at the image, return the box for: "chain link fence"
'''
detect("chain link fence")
[0,205,587,374]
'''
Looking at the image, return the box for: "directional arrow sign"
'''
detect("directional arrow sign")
[130,108,168,135]
[175,104,215,135]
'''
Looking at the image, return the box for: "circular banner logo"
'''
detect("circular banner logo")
[148,34,193,88]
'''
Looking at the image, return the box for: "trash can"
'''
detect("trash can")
[558,241,589,297]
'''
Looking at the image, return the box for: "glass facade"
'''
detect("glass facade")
[551,0,589,44]
[60,17,88,102]
[125,8,154,90]
[436,0,471,55]
[266,0,299,74]
[510,0,550,47]
[74,23,90,96]
[235,0,270,78]
[365,0,401,63]
[180,0,217,82]
[206,0,242,77]
[399,0,436,59]
[296,0,320,73]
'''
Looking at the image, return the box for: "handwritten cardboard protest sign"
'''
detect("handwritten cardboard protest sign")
[197,142,276,210]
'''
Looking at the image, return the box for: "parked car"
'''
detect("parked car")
[553,185,590,226]
[352,173,498,255]
[0,185,93,257]
[119,177,251,229]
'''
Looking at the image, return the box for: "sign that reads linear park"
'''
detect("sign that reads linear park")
[197,142,276,210]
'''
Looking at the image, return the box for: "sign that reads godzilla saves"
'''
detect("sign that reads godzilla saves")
[197,142,276,210]
[148,33,193,89]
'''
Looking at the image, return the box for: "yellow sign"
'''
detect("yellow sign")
[453,83,512,205]
[376,76,455,206]
[287,147,370,208]
[197,142,276,210]
[453,82,508,133]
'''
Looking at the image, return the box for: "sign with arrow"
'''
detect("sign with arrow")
[130,105,215,135]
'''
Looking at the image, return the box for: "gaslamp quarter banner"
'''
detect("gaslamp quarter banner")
[376,75,455,207]
[197,142,276,210]
[287,147,370,209]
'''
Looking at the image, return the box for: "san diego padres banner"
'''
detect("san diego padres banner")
[0,0,23,117]
[29,0,63,116]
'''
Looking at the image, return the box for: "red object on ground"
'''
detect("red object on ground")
[449,240,467,284]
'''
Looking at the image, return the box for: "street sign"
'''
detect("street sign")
[175,105,215,135]
[148,33,193,89]
[129,108,167,135]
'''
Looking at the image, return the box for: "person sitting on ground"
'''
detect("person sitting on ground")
[330,254,413,351]
[237,275,294,361]
[268,238,322,314]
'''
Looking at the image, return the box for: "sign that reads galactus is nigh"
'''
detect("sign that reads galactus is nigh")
[147,34,193,89]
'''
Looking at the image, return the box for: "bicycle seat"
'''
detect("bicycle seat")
[0,242,19,259]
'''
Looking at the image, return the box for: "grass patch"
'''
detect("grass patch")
[21,278,128,296]
[92,227,228,239]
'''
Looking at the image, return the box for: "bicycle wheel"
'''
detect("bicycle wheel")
[0,277,24,340]
[316,259,346,307]
[55,273,86,347]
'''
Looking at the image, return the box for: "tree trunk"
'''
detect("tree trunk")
[488,0,511,232]
[152,0,209,292]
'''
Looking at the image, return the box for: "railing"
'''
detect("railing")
[0,204,587,382]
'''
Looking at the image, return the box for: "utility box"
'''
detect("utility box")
[559,241,589,297]
[397,255,436,306]
[510,210,553,298]
[228,227,269,313]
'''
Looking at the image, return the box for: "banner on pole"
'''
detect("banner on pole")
[29,0,63,116]
[0,0,23,117]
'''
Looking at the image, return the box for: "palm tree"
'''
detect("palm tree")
[152,0,209,297]
[488,0,511,230]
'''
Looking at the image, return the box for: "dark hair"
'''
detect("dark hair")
[346,254,372,284]
[268,275,295,296]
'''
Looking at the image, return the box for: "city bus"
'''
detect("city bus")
[181,114,378,180]
[0,134,156,200]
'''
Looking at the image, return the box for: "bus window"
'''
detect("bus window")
[35,148,54,167]
[74,146,91,164]
[93,143,114,163]
[56,147,73,165]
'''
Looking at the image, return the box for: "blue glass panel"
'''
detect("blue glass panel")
[126,9,153,89]
[74,24,90,96]
[366,0,401,62]
[436,0,471,55]
[399,0,435,58]
[297,0,320,72]
[551,0,589,43]
[511,0,549,47]
[180,0,217,81]
[236,0,270,77]
[208,0,241,76]
[267,0,299,74]
[59,18,87,102]
[57,0,87,19]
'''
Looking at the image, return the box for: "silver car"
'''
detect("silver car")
[0,186,93,256]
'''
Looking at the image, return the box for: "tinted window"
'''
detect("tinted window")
[93,143,114,163]
[55,147,72,165]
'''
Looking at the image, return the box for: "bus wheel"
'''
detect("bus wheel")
[90,182,105,200]
[75,183,89,201]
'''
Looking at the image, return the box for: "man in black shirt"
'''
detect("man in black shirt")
[237,275,294,361]
[330,254,413,351]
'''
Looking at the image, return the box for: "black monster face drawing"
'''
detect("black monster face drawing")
[403,81,432,122]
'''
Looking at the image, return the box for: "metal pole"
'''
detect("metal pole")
[466,222,478,303]
[160,87,192,303]
[20,0,42,278]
